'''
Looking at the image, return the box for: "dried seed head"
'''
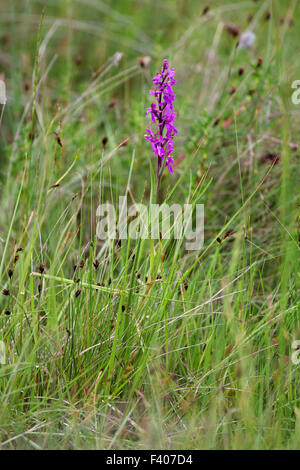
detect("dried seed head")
[265,11,271,21]
[138,56,151,68]
[75,289,81,298]
[16,247,23,253]
[23,80,30,91]
[5,310,11,316]
[238,67,244,76]
[257,57,263,67]
[102,136,108,147]
[28,130,35,141]
[225,23,240,37]
[8,268,13,279]
[260,152,280,165]
[223,229,232,240]
[2,35,10,46]
[75,54,82,65]
[2,289,10,296]
[202,5,210,15]
[54,131,63,147]
[213,117,220,127]
[122,305,125,312]
[79,260,85,269]
[93,259,99,269]
[39,263,45,274]
[108,98,117,109]
[229,86,237,95]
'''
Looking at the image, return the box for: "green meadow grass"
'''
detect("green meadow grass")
[0,0,299,449]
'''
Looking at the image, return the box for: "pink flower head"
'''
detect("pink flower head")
[145,59,177,175]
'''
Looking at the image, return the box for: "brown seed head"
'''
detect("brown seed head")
[202,5,210,15]
[23,80,30,91]
[93,260,99,269]
[138,56,151,68]
[75,54,82,65]
[225,23,240,37]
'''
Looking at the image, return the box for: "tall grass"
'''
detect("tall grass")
[0,0,299,449]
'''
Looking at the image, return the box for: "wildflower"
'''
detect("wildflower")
[238,31,256,49]
[145,59,177,177]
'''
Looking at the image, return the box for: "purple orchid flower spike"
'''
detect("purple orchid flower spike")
[145,60,177,196]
